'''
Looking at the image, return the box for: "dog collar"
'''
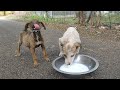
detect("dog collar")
[32,30,40,32]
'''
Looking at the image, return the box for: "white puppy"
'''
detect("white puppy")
[59,27,81,65]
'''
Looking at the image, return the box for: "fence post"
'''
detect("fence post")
[108,12,111,29]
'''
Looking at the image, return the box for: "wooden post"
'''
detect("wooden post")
[108,12,111,29]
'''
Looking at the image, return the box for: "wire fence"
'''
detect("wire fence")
[11,11,120,30]
[13,11,76,24]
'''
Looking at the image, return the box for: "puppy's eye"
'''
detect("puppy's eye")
[63,54,67,57]
[61,44,63,46]
[71,55,74,57]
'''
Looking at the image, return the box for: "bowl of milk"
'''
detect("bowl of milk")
[52,54,99,78]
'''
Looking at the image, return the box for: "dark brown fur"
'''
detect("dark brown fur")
[15,20,50,67]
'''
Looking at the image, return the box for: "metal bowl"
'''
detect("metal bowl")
[52,54,99,78]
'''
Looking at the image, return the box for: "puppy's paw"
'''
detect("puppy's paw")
[33,62,39,68]
[59,52,63,57]
[45,57,50,62]
[15,50,21,57]
[15,53,21,57]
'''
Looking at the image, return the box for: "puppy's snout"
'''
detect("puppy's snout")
[68,63,70,65]
[66,62,70,65]
[65,60,71,65]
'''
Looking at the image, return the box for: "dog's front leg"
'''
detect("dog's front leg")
[41,44,50,62]
[59,38,64,57]
[30,48,38,67]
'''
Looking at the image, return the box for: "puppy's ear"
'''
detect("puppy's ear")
[38,22,46,30]
[74,42,81,54]
[24,23,30,31]
[59,38,64,47]
[59,38,68,46]
[74,42,80,48]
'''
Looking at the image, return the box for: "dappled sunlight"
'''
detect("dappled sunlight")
[0,11,13,20]
[0,16,7,20]
[0,11,13,16]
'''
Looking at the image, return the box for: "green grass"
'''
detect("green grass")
[16,15,77,24]
[9,13,120,25]
[101,13,120,25]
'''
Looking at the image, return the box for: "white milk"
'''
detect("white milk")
[60,63,89,73]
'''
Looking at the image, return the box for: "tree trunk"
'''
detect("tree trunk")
[78,11,80,24]
[89,11,96,26]
[80,11,85,26]
[75,11,79,18]
[96,11,102,27]
[3,11,6,16]
[86,11,93,24]
[108,13,111,29]
[44,11,49,18]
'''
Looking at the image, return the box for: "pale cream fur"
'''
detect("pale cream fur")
[59,27,81,65]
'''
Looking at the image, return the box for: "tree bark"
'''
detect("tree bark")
[46,11,49,18]
[89,11,96,26]
[77,11,80,24]
[75,11,79,18]
[108,12,111,29]
[44,11,49,18]
[96,11,102,27]
[3,11,6,16]
[86,11,93,24]
[76,11,86,25]
[80,11,85,26]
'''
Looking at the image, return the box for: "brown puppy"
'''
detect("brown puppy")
[15,20,50,67]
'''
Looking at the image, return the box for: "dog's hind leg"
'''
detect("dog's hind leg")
[41,43,50,62]
[30,48,38,67]
[15,33,22,56]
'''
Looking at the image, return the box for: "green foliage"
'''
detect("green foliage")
[101,13,120,25]
[16,14,77,24]
[8,12,120,25]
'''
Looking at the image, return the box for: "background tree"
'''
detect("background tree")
[77,11,86,26]
[3,11,6,16]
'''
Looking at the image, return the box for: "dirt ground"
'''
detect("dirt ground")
[46,23,120,42]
